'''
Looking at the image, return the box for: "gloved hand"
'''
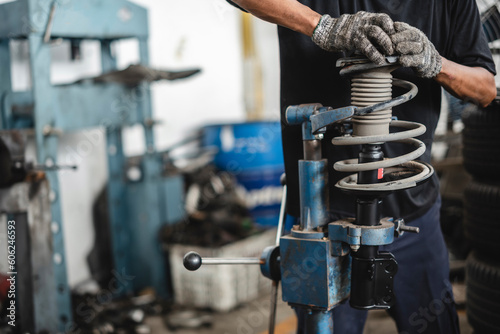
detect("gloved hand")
[312,12,395,65]
[391,22,442,78]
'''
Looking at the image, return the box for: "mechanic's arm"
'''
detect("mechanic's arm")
[229,0,320,36]
[391,22,496,107]
[230,0,396,65]
[436,58,496,108]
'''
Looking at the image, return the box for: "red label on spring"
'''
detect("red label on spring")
[378,168,384,180]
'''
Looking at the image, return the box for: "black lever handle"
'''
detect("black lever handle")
[183,251,261,271]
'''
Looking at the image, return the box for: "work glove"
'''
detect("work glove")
[312,12,395,65]
[391,22,442,78]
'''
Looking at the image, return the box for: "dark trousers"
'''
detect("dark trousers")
[296,197,460,333]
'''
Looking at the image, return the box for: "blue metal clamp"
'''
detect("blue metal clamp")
[286,104,355,140]
[329,218,395,247]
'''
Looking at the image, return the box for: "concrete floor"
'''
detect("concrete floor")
[147,282,473,334]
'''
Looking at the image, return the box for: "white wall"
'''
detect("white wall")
[2,0,280,287]
[122,0,246,154]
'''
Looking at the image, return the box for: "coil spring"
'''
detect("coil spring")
[333,68,434,193]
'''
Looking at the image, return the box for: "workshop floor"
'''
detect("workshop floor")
[147,282,472,333]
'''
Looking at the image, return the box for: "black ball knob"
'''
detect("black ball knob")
[280,173,286,186]
[183,251,202,271]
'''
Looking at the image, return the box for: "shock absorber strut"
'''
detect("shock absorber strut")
[330,57,434,309]
[333,57,433,193]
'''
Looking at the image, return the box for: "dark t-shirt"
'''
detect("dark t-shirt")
[278,0,496,220]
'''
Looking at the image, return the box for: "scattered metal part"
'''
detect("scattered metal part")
[131,294,156,307]
[71,291,161,334]
[162,164,256,248]
[134,324,151,334]
[92,322,114,334]
[42,125,63,137]
[128,309,145,323]
[164,310,212,330]
[78,65,201,86]
[394,218,420,237]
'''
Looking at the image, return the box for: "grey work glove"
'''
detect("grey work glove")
[391,22,442,78]
[312,12,395,65]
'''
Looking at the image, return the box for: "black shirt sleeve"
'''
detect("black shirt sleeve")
[446,0,496,75]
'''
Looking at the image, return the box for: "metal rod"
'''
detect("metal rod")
[269,280,279,334]
[276,184,287,246]
[400,225,420,233]
[31,164,77,171]
[43,2,57,43]
[201,258,262,265]
[303,140,322,161]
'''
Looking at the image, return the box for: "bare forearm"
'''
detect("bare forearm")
[435,57,496,107]
[230,0,321,36]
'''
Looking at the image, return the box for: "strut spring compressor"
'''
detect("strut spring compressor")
[183,57,436,333]
[329,57,435,310]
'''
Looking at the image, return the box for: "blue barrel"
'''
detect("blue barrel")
[202,121,284,227]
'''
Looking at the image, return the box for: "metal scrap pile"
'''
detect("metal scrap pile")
[160,165,260,248]
[70,292,162,334]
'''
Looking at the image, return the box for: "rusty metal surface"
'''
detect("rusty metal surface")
[280,235,350,310]
[0,130,31,186]
[0,180,58,332]
[0,130,28,161]
[0,183,30,212]
[27,179,58,332]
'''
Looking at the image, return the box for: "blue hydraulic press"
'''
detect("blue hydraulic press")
[0,1,185,332]
[184,57,434,333]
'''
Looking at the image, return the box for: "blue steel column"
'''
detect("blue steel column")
[28,32,71,332]
[0,39,11,128]
[136,37,168,298]
[304,311,334,334]
[298,160,328,230]
[285,104,339,333]
[102,40,134,296]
